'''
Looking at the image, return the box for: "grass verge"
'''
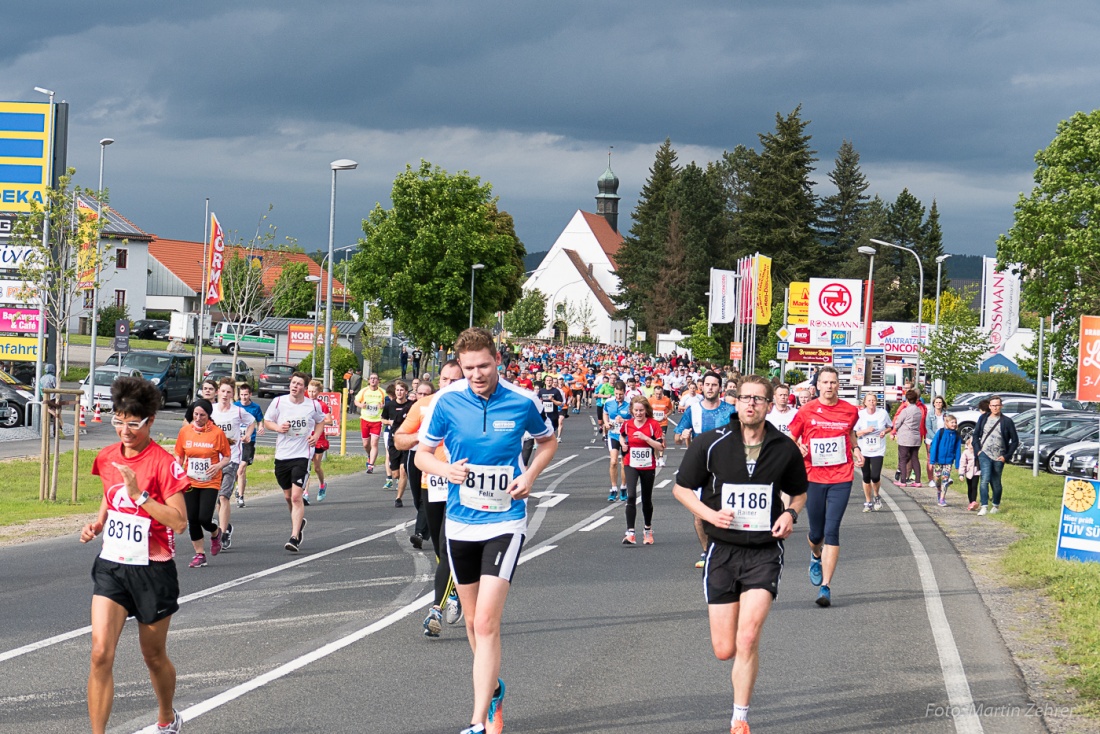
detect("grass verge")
[884,453,1100,715]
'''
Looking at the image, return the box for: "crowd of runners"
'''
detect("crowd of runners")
[81,333,956,734]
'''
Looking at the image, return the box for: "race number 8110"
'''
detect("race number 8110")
[465,468,512,493]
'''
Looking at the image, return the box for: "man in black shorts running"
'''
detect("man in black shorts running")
[264,372,326,551]
[673,374,807,734]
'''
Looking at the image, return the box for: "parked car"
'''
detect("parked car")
[212,322,277,355]
[153,324,171,340]
[1048,441,1100,478]
[131,319,170,340]
[1011,409,1095,437]
[0,369,33,428]
[8,363,37,385]
[257,362,297,398]
[117,351,195,407]
[951,397,1067,443]
[1012,421,1100,470]
[203,359,256,388]
[81,367,145,412]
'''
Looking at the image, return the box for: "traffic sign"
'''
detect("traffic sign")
[776,326,790,341]
[777,341,789,357]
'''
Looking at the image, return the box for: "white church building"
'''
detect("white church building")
[522,163,631,346]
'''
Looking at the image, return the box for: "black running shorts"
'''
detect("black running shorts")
[274,457,310,490]
[388,447,407,472]
[91,557,179,625]
[447,532,525,585]
[241,442,256,465]
[702,540,784,603]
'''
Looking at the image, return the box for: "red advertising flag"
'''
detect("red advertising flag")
[729,342,743,361]
[1076,316,1100,402]
[205,213,226,306]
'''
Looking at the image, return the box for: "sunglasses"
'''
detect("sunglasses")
[111,416,150,430]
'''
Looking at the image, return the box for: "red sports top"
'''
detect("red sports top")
[621,418,663,469]
[93,441,190,561]
[787,398,860,484]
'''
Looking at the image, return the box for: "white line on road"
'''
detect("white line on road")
[579,516,614,532]
[657,479,671,488]
[544,454,576,472]
[0,521,413,664]
[881,488,984,734]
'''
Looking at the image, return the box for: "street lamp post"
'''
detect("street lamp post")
[306,275,322,378]
[323,159,357,391]
[870,238,925,384]
[469,263,485,328]
[857,246,876,392]
[934,254,951,328]
[87,138,115,417]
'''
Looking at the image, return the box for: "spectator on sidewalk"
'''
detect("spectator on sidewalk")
[891,389,924,487]
[972,395,1019,516]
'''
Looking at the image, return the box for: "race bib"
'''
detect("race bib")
[653,409,666,422]
[542,400,555,414]
[216,421,236,439]
[425,473,449,503]
[187,457,212,481]
[459,464,515,512]
[720,483,773,532]
[630,446,654,469]
[99,510,151,565]
[810,437,846,467]
[288,417,309,437]
[365,403,381,417]
[863,433,882,451]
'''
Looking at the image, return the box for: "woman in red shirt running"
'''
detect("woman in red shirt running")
[619,396,665,545]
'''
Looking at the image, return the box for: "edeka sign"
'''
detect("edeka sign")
[808,278,862,329]
[0,102,55,214]
[0,307,39,333]
[1056,477,1100,564]
[787,346,833,364]
[871,321,929,355]
[1075,315,1100,402]
[0,335,39,361]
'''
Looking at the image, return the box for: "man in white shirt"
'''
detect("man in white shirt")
[765,383,796,437]
[211,378,255,550]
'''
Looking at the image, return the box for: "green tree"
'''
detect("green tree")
[818,140,870,258]
[920,287,979,327]
[504,289,548,338]
[272,261,314,318]
[678,308,720,361]
[922,325,989,394]
[997,110,1100,389]
[348,161,526,350]
[665,163,728,327]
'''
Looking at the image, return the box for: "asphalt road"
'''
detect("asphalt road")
[0,411,1045,734]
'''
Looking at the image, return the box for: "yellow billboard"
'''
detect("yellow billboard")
[788,281,809,324]
[754,255,772,325]
[0,336,39,361]
[0,102,54,214]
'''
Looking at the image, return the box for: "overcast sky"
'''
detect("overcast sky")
[4,1,1098,263]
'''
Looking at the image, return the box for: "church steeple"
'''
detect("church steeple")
[595,147,620,233]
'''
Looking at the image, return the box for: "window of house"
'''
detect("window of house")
[83,290,94,309]
[115,248,128,269]
[114,290,125,308]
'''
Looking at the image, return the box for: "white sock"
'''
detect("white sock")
[732,705,750,723]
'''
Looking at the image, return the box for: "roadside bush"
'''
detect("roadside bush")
[296,344,360,391]
[96,304,130,337]
[785,368,807,385]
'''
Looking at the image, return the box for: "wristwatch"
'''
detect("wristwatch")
[134,491,151,507]
[784,507,798,524]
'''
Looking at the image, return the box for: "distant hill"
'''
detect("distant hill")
[524,250,548,273]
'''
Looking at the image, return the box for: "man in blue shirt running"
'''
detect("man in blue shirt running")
[417,328,557,734]
[233,383,266,508]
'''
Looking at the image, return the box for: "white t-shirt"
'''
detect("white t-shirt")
[679,393,701,412]
[265,396,326,460]
[766,406,796,436]
[211,403,254,464]
[855,408,892,458]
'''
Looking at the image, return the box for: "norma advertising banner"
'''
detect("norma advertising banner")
[288,324,337,353]
[788,282,809,325]
[709,268,738,324]
[317,391,343,437]
[1057,477,1100,564]
[76,198,99,289]
[0,335,39,361]
[205,213,226,306]
[981,256,1020,355]
[754,255,772,325]
[0,307,39,333]
[808,278,863,329]
[787,346,832,364]
[1075,315,1100,401]
[871,322,929,355]
[0,102,55,214]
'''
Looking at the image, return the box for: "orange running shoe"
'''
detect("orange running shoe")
[486,677,505,734]
[643,529,654,545]
[731,720,751,734]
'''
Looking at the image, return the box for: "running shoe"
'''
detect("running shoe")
[210,529,222,556]
[816,584,832,607]
[607,488,618,502]
[894,469,901,482]
[284,536,300,552]
[409,534,424,549]
[990,505,1000,514]
[907,481,923,488]
[929,480,937,488]
[317,483,327,502]
[622,530,636,545]
[444,590,463,624]
[862,502,873,513]
[236,494,245,509]
[873,496,883,511]
[486,678,505,734]
[695,553,705,569]
[977,505,988,516]
[657,456,666,467]
[643,528,654,545]
[395,498,403,508]
[619,485,628,501]
[731,722,751,734]
[366,464,374,474]
[967,501,979,511]
[189,553,207,568]
[221,523,233,550]
[156,709,183,733]
[938,498,947,507]
[384,479,394,490]
[458,727,485,734]
[302,492,310,507]
[809,552,823,586]
[423,606,443,637]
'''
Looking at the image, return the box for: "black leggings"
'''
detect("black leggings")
[426,500,450,606]
[184,487,218,542]
[624,466,655,530]
[522,438,535,466]
[405,452,430,539]
[966,475,979,503]
[861,456,884,484]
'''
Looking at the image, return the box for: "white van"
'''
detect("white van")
[212,322,277,355]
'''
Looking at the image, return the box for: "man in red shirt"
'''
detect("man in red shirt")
[787,366,862,607]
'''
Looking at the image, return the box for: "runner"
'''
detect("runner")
[787,366,862,607]
[556,376,572,441]
[354,372,387,474]
[381,380,413,507]
[200,377,217,402]
[672,374,807,734]
[415,328,557,734]
[765,383,796,437]
[648,384,674,466]
[82,377,189,734]
[211,377,255,550]
[537,376,564,445]
[305,379,335,502]
[855,392,891,512]
[594,374,615,440]
[264,372,327,552]
[174,398,232,568]
[398,380,436,550]
[234,383,265,508]
[602,381,630,502]
[619,395,665,545]
[675,371,737,568]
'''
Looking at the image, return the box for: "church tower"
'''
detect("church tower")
[595,150,620,233]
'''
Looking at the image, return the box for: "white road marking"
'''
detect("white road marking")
[657,479,672,488]
[544,454,576,472]
[880,489,984,734]
[579,516,615,532]
[0,521,413,663]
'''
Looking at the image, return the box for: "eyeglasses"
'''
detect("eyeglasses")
[736,395,770,405]
[111,416,150,430]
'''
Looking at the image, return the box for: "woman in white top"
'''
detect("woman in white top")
[925,396,947,487]
[855,392,892,511]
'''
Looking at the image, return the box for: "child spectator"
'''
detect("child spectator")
[959,436,981,511]
[928,414,962,507]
